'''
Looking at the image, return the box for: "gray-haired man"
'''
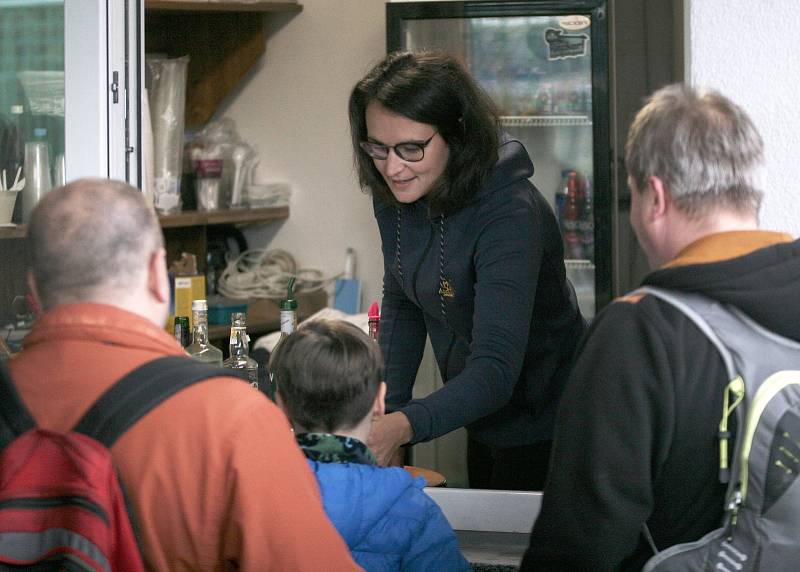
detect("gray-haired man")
[521,84,800,570]
[8,178,359,571]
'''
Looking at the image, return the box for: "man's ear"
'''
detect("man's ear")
[148,247,170,304]
[647,175,672,220]
[373,381,387,419]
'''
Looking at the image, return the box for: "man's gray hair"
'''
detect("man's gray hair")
[625,83,764,218]
[28,178,164,309]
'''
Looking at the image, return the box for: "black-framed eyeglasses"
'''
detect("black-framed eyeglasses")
[359,131,438,162]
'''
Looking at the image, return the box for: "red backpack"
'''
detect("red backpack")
[0,356,226,571]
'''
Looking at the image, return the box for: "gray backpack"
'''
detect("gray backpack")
[635,287,800,572]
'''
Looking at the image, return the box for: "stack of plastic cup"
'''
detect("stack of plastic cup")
[22,141,52,222]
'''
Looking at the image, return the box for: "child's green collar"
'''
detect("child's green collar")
[296,432,377,465]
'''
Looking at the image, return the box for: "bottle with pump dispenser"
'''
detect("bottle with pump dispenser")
[223,312,259,388]
[267,277,298,401]
[185,299,223,365]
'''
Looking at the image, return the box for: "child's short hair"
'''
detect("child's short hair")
[271,319,383,433]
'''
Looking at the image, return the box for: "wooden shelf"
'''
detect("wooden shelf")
[145,1,302,13]
[0,225,26,240]
[159,206,289,272]
[158,206,289,228]
[206,289,328,342]
[0,207,288,237]
[145,2,303,127]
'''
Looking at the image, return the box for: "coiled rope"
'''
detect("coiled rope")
[216,249,336,299]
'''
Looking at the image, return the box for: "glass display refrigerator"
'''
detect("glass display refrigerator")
[0,0,141,339]
[387,0,610,318]
[0,0,141,202]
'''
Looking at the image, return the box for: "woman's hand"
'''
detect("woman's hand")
[368,411,413,466]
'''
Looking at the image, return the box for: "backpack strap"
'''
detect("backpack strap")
[73,356,228,448]
[634,286,738,380]
[633,286,738,557]
[0,362,37,451]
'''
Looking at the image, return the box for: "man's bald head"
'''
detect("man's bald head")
[28,178,164,310]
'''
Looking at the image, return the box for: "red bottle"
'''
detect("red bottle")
[367,301,380,342]
[561,172,583,259]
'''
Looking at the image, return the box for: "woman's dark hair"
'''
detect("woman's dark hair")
[271,319,384,433]
[349,50,500,215]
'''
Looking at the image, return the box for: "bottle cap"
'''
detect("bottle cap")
[280,277,298,311]
[368,300,380,320]
[192,299,208,311]
[367,300,380,342]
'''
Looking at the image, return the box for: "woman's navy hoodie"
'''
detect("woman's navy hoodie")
[374,135,586,448]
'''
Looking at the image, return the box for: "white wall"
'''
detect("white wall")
[687,0,800,236]
[222,0,387,309]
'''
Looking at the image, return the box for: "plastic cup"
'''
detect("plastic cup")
[0,190,20,224]
[53,153,66,187]
[22,141,52,222]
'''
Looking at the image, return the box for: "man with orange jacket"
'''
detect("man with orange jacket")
[8,178,360,571]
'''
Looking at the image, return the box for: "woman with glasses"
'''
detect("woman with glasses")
[348,51,586,491]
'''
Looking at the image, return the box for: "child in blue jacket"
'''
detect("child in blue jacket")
[271,319,470,572]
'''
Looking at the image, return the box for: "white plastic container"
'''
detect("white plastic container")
[0,190,20,224]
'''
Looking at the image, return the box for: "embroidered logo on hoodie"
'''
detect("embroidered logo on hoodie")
[439,278,455,298]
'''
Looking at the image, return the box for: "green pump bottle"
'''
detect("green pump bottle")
[267,277,298,401]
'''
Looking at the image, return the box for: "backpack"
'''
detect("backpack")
[0,356,227,571]
[635,287,800,572]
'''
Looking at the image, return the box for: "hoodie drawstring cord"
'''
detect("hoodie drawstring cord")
[438,215,447,322]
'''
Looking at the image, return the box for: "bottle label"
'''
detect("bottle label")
[194,158,223,178]
[227,367,258,389]
[280,310,296,334]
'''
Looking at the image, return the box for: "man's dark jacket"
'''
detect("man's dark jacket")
[523,231,800,571]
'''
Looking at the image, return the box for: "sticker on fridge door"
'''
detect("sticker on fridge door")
[544,28,589,61]
[559,15,591,31]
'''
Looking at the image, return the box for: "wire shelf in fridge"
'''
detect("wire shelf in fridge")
[565,259,595,271]
[500,115,593,128]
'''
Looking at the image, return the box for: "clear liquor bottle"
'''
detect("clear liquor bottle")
[223,312,259,388]
[185,299,223,365]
